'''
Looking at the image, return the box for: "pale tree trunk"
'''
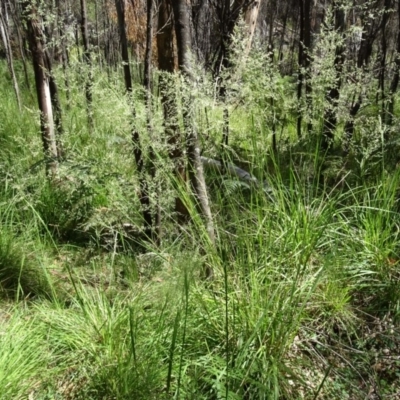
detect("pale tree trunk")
[45,50,64,159]
[172,0,216,252]
[0,2,21,110]
[243,0,261,59]
[115,0,154,237]
[22,0,58,177]
[157,0,189,221]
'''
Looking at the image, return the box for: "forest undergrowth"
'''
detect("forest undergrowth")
[1,44,400,399]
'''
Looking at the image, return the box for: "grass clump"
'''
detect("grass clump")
[1,33,400,399]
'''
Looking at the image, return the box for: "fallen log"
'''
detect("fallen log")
[200,156,272,195]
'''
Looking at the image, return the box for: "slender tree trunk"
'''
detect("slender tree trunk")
[55,0,71,108]
[103,0,111,79]
[44,50,64,159]
[214,1,259,158]
[243,0,261,58]
[378,0,392,114]
[386,0,400,127]
[344,11,380,150]
[172,0,216,250]
[297,0,312,138]
[115,0,132,92]
[22,0,58,176]
[144,0,154,95]
[157,0,189,221]
[321,0,345,151]
[268,1,277,152]
[296,0,305,138]
[80,0,94,131]
[115,0,154,237]
[278,0,289,63]
[143,0,160,239]
[0,2,21,110]
[94,0,101,67]
[8,0,30,90]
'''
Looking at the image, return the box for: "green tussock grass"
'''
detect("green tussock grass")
[1,33,400,400]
